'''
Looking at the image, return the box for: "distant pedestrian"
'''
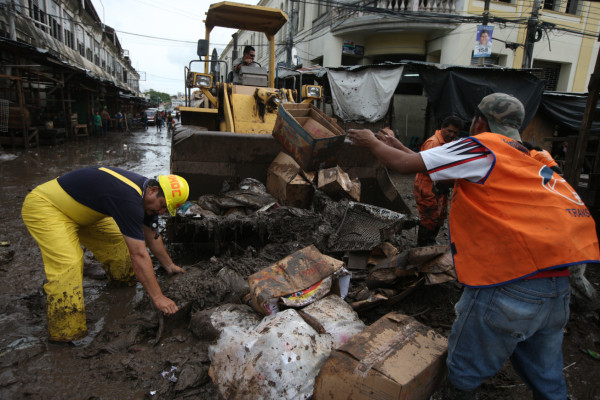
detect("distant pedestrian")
[93,111,102,137]
[141,111,148,131]
[156,111,162,132]
[115,111,124,132]
[100,107,111,137]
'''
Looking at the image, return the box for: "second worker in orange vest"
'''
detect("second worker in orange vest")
[414,116,464,246]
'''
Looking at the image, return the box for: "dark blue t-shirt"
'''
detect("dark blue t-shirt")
[57,166,157,240]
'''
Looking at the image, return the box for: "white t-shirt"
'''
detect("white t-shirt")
[419,137,494,183]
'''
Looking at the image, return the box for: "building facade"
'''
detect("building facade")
[218,0,599,140]
[0,0,145,147]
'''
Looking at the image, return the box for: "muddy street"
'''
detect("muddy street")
[1,127,600,400]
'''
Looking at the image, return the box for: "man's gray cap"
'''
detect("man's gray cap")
[477,93,525,142]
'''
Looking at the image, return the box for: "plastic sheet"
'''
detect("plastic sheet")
[209,309,334,400]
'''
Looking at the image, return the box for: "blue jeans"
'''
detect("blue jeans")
[447,276,570,400]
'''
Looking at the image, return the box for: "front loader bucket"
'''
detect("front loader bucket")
[171,127,280,199]
[170,126,406,211]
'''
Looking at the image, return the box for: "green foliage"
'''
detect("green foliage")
[145,89,172,105]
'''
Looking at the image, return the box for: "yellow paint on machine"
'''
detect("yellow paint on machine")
[230,93,279,134]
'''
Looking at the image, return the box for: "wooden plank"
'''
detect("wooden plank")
[566,52,600,187]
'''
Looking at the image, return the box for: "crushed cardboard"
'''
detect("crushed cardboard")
[317,166,361,202]
[266,152,315,208]
[313,312,447,400]
[247,245,346,315]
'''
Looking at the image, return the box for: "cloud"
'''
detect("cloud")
[90,0,257,94]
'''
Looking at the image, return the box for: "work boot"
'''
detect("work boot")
[437,381,477,400]
[417,224,440,246]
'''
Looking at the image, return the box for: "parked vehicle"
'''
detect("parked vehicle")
[144,109,157,126]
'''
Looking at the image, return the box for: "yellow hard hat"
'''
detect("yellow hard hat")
[158,174,190,216]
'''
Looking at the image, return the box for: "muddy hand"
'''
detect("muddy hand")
[154,295,179,316]
[347,129,378,147]
[164,263,185,275]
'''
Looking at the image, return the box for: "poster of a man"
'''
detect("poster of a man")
[474,25,494,57]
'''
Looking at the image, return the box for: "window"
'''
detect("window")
[63,10,74,49]
[85,33,93,62]
[76,25,85,56]
[296,1,305,32]
[49,1,61,41]
[101,48,107,69]
[123,70,128,84]
[94,40,100,66]
[470,53,501,66]
[116,63,122,81]
[531,60,561,91]
[543,0,560,11]
[565,0,580,15]
[29,0,47,32]
[317,0,329,17]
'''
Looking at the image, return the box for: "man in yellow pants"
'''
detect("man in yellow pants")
[21,166,189,343]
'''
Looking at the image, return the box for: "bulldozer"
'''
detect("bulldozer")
[172,2,328,197]
[171,1,403,212]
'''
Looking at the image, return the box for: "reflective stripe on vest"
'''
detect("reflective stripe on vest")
[98,167,143,196]
[449,133,599,287]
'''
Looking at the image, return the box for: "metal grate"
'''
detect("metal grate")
[328,202,406,252]
[0,99,8,133]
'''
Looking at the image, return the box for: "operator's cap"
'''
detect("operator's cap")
[158,174,190,216]
[477,93,525,142]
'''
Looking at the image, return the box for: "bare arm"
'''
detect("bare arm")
[123,235,179,315]
[347,128,427,174]
[143,225,185,274]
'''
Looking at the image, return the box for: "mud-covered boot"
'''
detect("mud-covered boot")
[439,382,477,400]
[417,225,439,246]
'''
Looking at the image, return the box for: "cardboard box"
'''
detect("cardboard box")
[267,152,315,208]
[318,165,361,201]
[313,312,447,400]
[248,245,345,315]
[272,103,346,171]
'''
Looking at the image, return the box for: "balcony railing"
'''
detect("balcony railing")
[372,0,457,13]
[315,0,458,34]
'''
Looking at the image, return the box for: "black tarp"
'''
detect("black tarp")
[409,62,545,130]
[539,92,600,135]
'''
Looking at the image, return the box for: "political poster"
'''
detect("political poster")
[474,25,494,58]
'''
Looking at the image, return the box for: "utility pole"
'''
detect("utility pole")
[478,0,490,66]
[522,0,542,68]
[286,0,296,67]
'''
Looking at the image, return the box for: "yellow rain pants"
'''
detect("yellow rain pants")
[21,179,135,342]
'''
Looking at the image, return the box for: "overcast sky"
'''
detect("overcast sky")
[90,0,259,95]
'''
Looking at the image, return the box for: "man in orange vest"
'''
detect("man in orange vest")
[414,116,463,246]
[348,93,599,400]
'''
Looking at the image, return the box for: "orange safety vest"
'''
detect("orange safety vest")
[449,132,599,287]
[530,149,558,168]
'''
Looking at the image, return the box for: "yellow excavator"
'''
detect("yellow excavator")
[171,2,380,202]
[172,2,327,197]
